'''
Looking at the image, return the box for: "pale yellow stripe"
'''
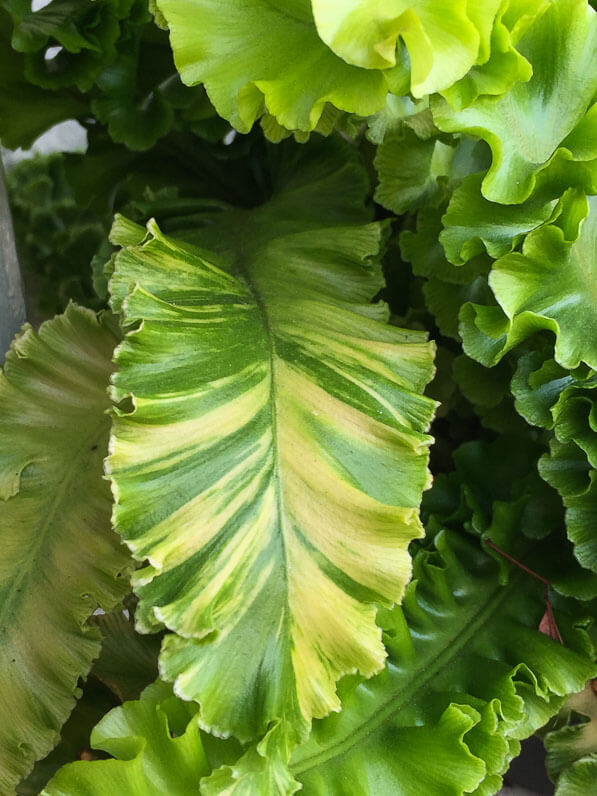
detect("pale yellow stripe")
[111,370,269,469]
[157,485,278,637]
[134,431,273,570]
[288,531,386,721]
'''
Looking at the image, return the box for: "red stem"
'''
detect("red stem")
[484,538,551,587]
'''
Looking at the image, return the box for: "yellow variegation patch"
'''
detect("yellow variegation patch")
[108,215,436,759]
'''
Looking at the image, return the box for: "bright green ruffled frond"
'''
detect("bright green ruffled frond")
[43,682,208,795]
[433,0,597,204]
[461,194,597,371]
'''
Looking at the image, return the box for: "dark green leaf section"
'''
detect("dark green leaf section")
[544,679,597,795]
[0,0,227,151]
[5,0,127,91]
[139,135,375,258]
[0,305,132,793]
[425,433,597,602]
[89,609,161,703]
[540,440,597,579]
[400,206,493,341]
[0,7,87,149]
[510,350,597,575]
[6,154,106,318]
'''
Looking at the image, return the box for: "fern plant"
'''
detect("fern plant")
[1,1,597,794]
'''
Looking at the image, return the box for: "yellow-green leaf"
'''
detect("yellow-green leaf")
[311,0,483,97]
[0,305,131,793]
[108,212,436,760]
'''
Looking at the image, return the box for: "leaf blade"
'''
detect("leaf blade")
[0,305,131,792]
[108,213,436,751]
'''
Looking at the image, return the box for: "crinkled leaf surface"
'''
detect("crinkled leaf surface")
[373,126,455,215]
[374,125,490,218]
[544,679,597,795]
[365,94,423,145]
[423,434,597,601]
[452,354,515,427]
[290,529,596,794]
[43,682,208,795]
[400,206,493,339]
[461,195,597,370]
[5,152,109,316]
[433,0,597,204]
[0,9,87,149]
[540,436,597,576]
[8,0,125,92]
[89,7,174,152]
[39,531,597,796]
[439,0,546,112]
[89,7,223,152]
[108,203,436,747]
[511,351,597,574]
[512,351,597,452]
[200,721,300,796]
[8,0,109,54]
[16,678,120,796]
[440,172,558,265]
[0,305,131,793]
[401,207,491,286]
[154,0,399,134]
[310,0,482,97]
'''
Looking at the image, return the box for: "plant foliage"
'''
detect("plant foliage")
[1,0,597,794]
[0,305,130,791]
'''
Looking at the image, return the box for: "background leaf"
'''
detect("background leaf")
[89,609,161,703]
[310,0,482,96]
[433,0,597,204]
[43,682,209,795]
[155,0,397,135]
[461,195,597,370]
[544,679,597,795]
[0,8,87,149]
[0,304,131,792]
[290,529,597,794]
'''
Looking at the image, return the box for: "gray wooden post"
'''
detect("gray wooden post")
[0,156,26,361]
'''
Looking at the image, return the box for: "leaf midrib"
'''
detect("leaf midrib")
[291,567,525,775]
[241,258,292,612]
